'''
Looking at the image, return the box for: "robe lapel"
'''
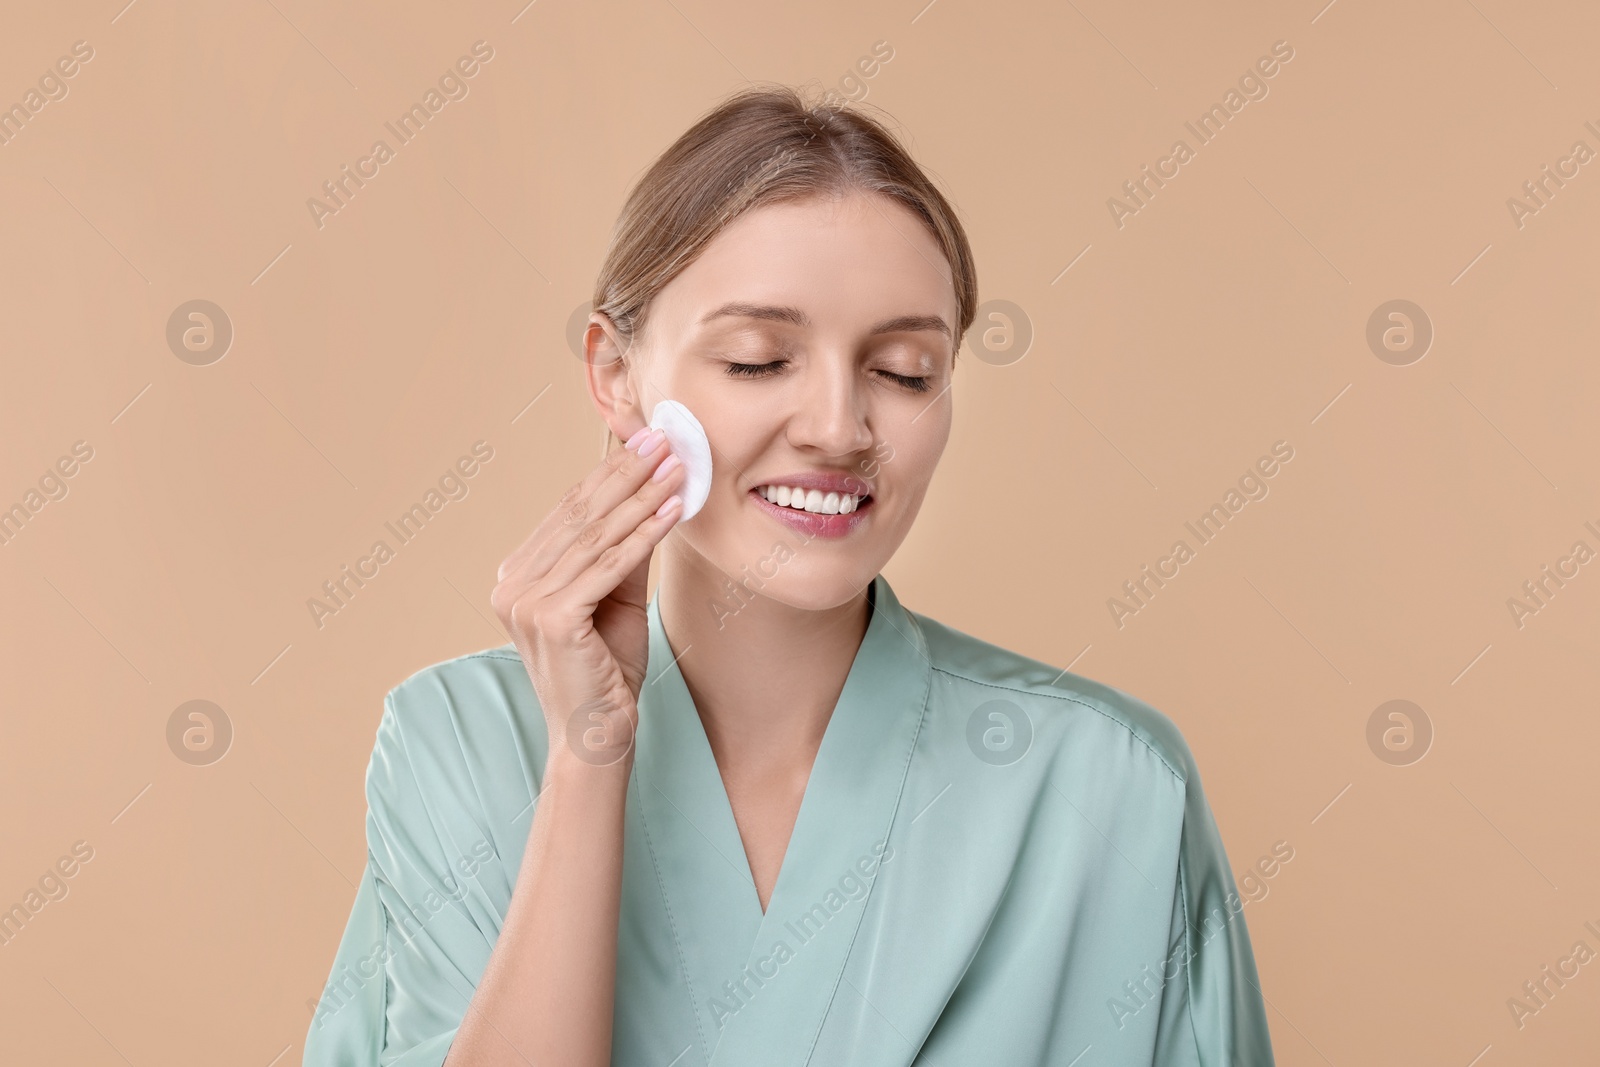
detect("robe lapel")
[681,579,934,1062]
[628,593,769,1063]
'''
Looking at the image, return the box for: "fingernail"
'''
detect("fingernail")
[638,429,668,458]
[652,453,682,482]
[656,495,683,518]
[624,428,650,451]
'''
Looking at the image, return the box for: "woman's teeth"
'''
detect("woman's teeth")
[757,485,865,515]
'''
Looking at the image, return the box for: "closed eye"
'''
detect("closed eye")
[724,360,786,378]
[879,371,931,393]
[724,360,931,393]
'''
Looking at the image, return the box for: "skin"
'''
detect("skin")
[447,190,959,1066]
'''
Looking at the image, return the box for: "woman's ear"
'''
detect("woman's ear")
[584,312,648,443]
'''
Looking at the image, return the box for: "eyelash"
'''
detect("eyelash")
[724,359,932,393]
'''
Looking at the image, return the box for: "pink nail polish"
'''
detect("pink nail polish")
[638,430,668,458]
[652,453,682,482]
[624,427,650,451]
[656,495,682,518]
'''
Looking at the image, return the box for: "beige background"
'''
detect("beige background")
[1,0,1597,1063]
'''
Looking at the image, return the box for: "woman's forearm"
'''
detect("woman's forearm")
[443,747,633,1066]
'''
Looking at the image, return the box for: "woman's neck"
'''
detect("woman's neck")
[654,547,871,774]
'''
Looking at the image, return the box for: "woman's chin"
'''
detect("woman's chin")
[703,552,880,616]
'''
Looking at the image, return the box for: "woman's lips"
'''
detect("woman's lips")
[748,487,872,538]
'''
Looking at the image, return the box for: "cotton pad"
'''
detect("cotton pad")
[647,399,713,521]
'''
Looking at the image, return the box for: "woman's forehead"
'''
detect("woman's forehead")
[650,195,957,340]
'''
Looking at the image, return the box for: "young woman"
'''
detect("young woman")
[305,86,1275,1067]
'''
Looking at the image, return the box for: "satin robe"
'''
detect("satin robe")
[304,574,1275,1065]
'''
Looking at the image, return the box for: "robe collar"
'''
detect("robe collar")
[632,572,933,1065]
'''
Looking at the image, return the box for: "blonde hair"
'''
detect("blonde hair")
[590,83,978,454]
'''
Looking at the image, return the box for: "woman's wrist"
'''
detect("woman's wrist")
[515,746,634,874]
[542,741,635,793]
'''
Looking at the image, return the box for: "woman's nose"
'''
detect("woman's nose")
[786,359,874,456]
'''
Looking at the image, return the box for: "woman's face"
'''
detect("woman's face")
[589,191,958,612]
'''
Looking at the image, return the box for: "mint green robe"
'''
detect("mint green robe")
[304,574,1275,1065]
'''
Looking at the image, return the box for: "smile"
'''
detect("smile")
[747,484,874,538]
[754,484,865,515]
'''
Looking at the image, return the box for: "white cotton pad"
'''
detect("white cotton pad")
[647,399,713,521]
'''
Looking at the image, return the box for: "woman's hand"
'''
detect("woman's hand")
[491,428,685,769]
[447,430,682,1067]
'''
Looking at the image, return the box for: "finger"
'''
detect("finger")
[490,442,683,629]
[495,449,626,583]
[547,491,684,624]
[538,450,685,595]
[497,430,668,583]
[500,435,676,594]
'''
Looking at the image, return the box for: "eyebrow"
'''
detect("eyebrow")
[698,302,952,341]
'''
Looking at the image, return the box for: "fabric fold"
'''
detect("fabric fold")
[303,575,1276,1066]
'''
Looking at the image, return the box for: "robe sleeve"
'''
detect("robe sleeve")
[301,854,470,1066]
[1149,754,1277,1066]
[304,681,510,1067]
